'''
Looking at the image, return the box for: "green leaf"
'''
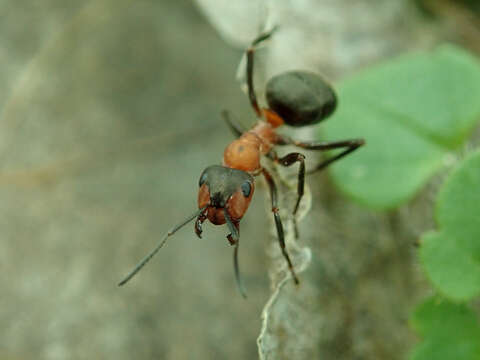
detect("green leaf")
[409,297,480,360]
[436,151,480,255]
[421,232,480,300]
[321,45,480,209]
[420,150,480,301]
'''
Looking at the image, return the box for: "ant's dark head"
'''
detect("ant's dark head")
[265,71,337,127]
[197,165,254,225]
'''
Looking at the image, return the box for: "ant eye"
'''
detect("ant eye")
[241,181,252,197]
[199,171,208,187]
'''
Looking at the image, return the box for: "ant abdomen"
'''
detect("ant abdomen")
[265,71,337,127]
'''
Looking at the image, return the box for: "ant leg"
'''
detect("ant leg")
[221,110,246,138]
[270,152,306,239]
[246,29,276,117]
[194,209,207,239]
[262,168,300,284]
[278,136,365,174]
[274,152,306,216]
[246,45,261,117]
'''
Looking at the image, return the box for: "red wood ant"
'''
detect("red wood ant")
[118,30,364,297]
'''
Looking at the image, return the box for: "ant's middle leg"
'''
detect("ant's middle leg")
[270,152,307,217]
[268,151,306,239]
[262,167,300,284]
[221,110,247,138]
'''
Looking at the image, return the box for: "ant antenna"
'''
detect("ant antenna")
[118,206,208,286]
[224,209,247,298]
[224,209,239,242]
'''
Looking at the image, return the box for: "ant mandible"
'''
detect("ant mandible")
[118,30,364,297]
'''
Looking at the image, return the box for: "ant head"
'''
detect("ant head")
[197,165,254,225]
[265,71,337,127]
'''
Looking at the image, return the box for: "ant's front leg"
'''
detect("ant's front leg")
[194,209,207,239]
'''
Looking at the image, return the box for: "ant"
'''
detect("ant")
[118,30,364,297]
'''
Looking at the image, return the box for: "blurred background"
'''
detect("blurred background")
[0,1,478,359]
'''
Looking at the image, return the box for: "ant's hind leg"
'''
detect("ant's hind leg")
[262,168,300,284]
[246,28,276,117]
[279,137,365,174]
